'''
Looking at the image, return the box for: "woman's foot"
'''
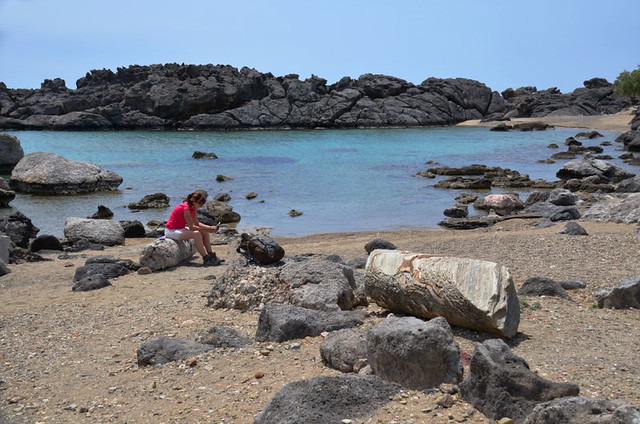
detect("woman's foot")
[203,252,223,266]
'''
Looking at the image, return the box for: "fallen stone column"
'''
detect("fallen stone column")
[364,250,520,338]
[139,238,196,271]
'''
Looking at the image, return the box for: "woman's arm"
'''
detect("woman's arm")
[183,209,216,232]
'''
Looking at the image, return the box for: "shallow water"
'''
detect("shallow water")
[0,126,629,237]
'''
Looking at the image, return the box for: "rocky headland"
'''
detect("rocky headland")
[0,64,634,131]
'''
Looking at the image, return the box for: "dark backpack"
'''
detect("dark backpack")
[236,233,285,265]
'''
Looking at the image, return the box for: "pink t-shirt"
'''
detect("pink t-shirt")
[165,201,195,230]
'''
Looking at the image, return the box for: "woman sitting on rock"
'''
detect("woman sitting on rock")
[164,191,221,265]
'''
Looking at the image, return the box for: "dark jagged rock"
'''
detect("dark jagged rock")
[0,211,40,248]
[136,336,215,366]
[2,64,628,131]
[460,339,580,422]
[196,324,252,348]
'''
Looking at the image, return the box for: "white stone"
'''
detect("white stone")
[139,238,196,271]
[365,250,520,338]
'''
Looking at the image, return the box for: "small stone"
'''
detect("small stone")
[498,418,515,424]
[137,267,152,275]
[188,358,197,367]
[289,342,301,350]
[260,350,271,356]
[255,371,266,379]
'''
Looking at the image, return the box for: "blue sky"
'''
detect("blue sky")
[0,0,638,93]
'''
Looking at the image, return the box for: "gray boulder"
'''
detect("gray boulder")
[64,217,125,246]
[196,324,252,348]
[556,155,635,184]
[459,339,580,423]
[254,374,402,424]
[320,328,368,373]
[547,188,580,206]
[278,259,368,311]
[524,396,640,424]
[0,132,24,172]
[205,200,241,224]
[596,276,640,309]
[582,193,640,224]
[139,238,196,271]
[518,276,574,302]
[255,303,366,343]
[136,336,215,366]
[10,152,123,194]
[365,250,520,338]
[366,316,463,390]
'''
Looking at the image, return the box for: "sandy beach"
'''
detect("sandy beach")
[457,107,638,132]
[1,112,639,423]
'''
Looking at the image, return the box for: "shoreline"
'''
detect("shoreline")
[457,107,637,132]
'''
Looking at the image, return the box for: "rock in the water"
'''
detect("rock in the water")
[128,192,170,209]
[0,132,24,172]
[88,205,114,219]
[460,339,580,422]
[366,316,463,390]
[254,374,402,424]
[139,238,196,271]
[136,336,214,366]
[64,217,125,246]
[556,155,635,184]
[255,303,366,343]
[365,250,520,338]
[9,152,122,194]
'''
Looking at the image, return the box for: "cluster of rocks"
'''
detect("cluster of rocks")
[129,238,640,423]
[422,122,640,229]
[482,78,633,121]
[0,64,632,131]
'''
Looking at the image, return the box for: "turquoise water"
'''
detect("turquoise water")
[0,126,628,237]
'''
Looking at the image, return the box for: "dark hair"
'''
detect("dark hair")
[186,191,207,210]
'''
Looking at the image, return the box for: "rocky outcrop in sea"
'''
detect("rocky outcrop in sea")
[0,64,632,130]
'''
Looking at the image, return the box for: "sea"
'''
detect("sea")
[0,126,629,238]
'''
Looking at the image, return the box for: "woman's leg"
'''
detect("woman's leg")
[179,229,208,258]
[198,229,213,254]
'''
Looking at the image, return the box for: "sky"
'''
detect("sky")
[0,0,639,94]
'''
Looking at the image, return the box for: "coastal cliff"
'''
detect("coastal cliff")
[0,64,633,130]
